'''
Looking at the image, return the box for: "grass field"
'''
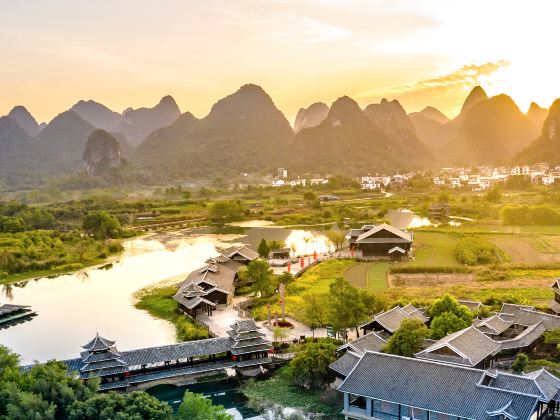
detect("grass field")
[252,259,357,321]
[367,262,389,291]
[343,263,369,288]
[489,234,560,264]
[343,262,390,292]
[408,231,460,267]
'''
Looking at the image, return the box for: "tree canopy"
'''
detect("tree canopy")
[384,318,428,357]
[82,211,121,240]
[175,391,231,420]
[289,341,337,389]
[428,294,473,339]
[246,259,275,296]
[327,277,380,338]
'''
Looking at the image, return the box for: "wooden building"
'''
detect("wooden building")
[348,224,413,259]
[173,246,258,319]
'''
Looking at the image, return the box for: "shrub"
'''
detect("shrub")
[455,236,508,265]
[500,205,560,225]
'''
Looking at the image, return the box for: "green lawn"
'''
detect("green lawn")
[343,263,369,288]
[409,231,460,267]
[252,259,356,321]
[367,262,389,292]
[134,285,209,341]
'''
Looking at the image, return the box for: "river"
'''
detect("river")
[0,224,331,365]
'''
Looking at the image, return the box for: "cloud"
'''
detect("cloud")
[356,61,509,100]
[354,61,510,116]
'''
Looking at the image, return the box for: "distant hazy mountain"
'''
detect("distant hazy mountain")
[134,84,293,176]
[71,100,122,133]
[7,106,41,137]
[459,85,488,115]
[119,96,181,146]
[516,99,560,164]
[526,102,548,129]
[411,106,450,124]
[294,102,329,133]
[83,129,124,176]
[290,96,432,175]
[364,98,417,137]
[33,111,98,172]
[441,94,538,164]
[0,116,36,176]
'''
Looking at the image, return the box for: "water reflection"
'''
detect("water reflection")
[0,226,332,364]
[388,209,433,229]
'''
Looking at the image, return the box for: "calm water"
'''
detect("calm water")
[0,225,329,364]
[388,209,433,229]
[147,380,261,419]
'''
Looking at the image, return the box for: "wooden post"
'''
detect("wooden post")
[279,282,285,321]
[267,303,271,326]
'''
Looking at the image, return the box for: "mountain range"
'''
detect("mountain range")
[0,84,557,184]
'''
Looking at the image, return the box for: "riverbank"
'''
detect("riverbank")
[0,236,124,285]
[134,285,209,341]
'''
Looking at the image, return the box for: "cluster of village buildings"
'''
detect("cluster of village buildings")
[431,162,558,191]
[267,162,560,193]
[330,283,560,420]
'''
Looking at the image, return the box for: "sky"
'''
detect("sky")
[1,0,559,124]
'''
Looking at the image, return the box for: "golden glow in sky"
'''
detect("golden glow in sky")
[0,0,558,123]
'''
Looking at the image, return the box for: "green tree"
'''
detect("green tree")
[290,341,337,389]
[273,327,289,343]
[543,328,560,351]
[83,211,121,240]
[511,353,529,374]
[485,185,502,203]
[247,259,274,296]
[257,238,270,258]
[327,277,375,338]
[430,312,471,339]
[208,201,246,226]
[429,294,473,326]
[302,292,329,337]
[325,230,346,251]
[384,319,428,357]
[302,191,316,201]
[67,392,171,420]
[176,391,232,420]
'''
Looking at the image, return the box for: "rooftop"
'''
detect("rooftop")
[339,351,541,420]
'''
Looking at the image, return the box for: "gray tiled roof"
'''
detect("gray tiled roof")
[339,351,540,420]
[416,326,500,367]
[487,370,559,403]
[368,305,427,333]
[123,337,232,367]
[0,304,30,316]
[338,331,387,356]
[330,352,360,377]
[497,321,547,350]
[476,314,513,335]
[355,223,412,243]
[82,334,115,352]
[458,299,482,311]
[501,303,536,316]
[523,369,560,401]
[224,246,259,262]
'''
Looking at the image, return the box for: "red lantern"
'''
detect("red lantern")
[124,372,130,377]
[300,258,304,268]
[267,348,275,354]
[232,355,237,361]
[313,251,317,261]
[287,263,291,273]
